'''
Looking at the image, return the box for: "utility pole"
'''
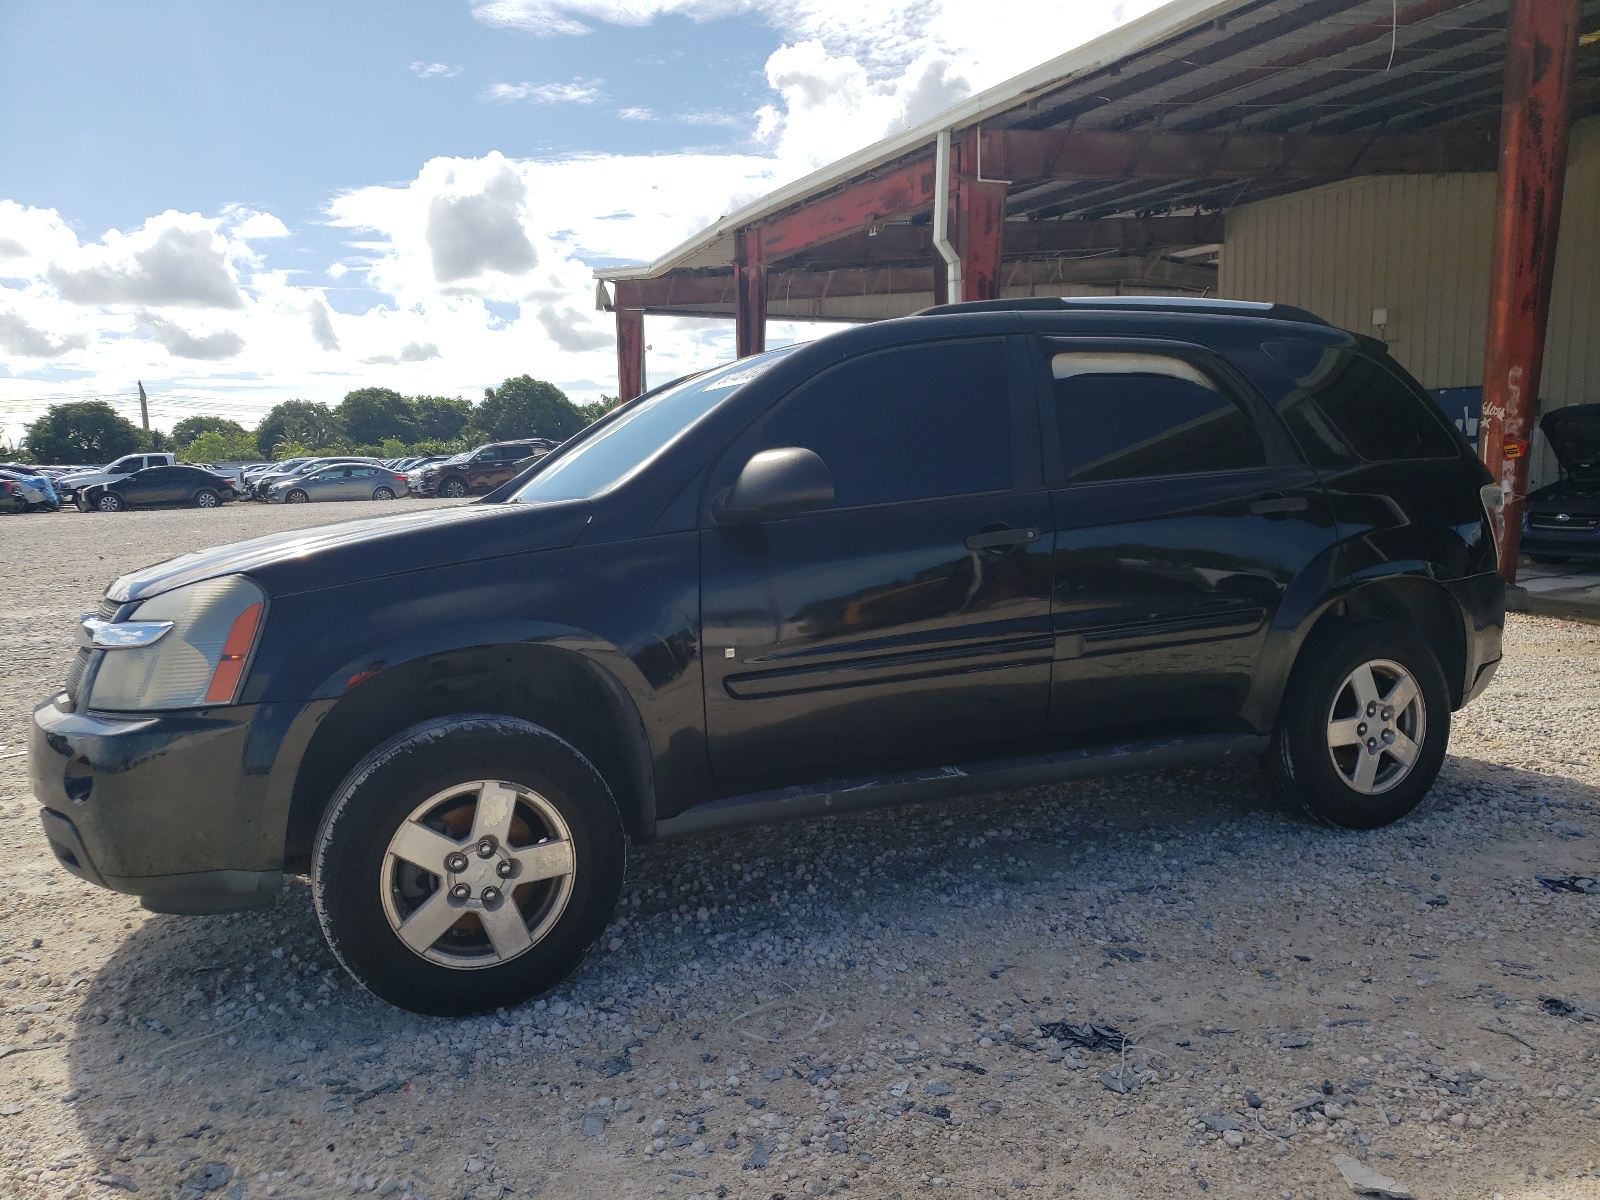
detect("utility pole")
[137,381,150,435]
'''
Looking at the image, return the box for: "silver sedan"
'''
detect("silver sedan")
[266,464,408,503]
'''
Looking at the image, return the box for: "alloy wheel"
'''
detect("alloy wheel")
[1325,658,1426,795]
[379,780,577,969]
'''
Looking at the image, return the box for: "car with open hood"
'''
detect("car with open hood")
[29,298,1505,1016]
[1522,404,1600,564]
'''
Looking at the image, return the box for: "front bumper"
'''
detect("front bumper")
[28,694,323,914]
[1521,519,1600,560]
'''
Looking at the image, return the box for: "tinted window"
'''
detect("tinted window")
[1263,341,1459,461]
[751,339,1012,508]
[1050,353,1265,483]
[352,466,377,477]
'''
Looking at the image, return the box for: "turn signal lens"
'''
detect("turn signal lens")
[1479,483,1505,568]
[203,602,263,702]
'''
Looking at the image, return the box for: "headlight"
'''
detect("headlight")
[86,576,265,710]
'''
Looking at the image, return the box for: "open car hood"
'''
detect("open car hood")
[1542,404,1600,480]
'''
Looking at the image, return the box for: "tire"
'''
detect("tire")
[193,489,219,509]
[285,489,309,504]
[95,493,124,513]
[1263,619,1450,830]
[76,497,95,513]
[312,715,626,1016]
[440,477,468,499]
[372,486,396,501]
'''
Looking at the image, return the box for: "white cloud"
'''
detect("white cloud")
[425,167,539,284]
[230,211,291,239]
[0,309,87,358]
[618,106,655,120]
[410,61,462,78]
[485,80,603,104]
[136,312,246,360]
[308,300,340,351]
[48,216,245,310]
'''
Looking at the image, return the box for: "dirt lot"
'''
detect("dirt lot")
[1,502,1597,1200]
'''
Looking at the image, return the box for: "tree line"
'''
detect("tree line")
[15,378,619,465]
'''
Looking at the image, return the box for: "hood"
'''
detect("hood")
[106,499,593,603]
[1542,405,1600,480]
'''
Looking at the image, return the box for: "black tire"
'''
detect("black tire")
[372,486,396,501]
[440,477,468,499]
[285,488,309,504]
[312,715,626,1016]
[95,492,124,512]
[76,497,95,513]
[193,488,219,509]
[1263,619,1450,830]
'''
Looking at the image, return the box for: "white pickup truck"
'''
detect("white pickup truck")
[55,452,177,508]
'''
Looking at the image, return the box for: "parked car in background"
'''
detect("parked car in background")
[265,463,409,503]
[0,468,61,512]
[28,297,1505,1015]
[53,453,178,507]
[410,440,560,498]
[241,458,314,498]
[1522,404,1600,564]
[250,457,381,501]
[0,478,31,514]
[77,464,238,512]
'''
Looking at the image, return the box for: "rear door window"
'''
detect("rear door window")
[1048,351,1266,483]
[1263,341,1459,461]
[746,338,1013,509]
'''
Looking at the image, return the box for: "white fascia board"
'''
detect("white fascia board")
[595,0,1250,285]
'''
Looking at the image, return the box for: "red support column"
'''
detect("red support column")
[957,130,1007,302]
[735,227,767,358]
[614,281,645,404]
[1478,0,1579,582]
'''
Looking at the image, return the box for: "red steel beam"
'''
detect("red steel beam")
[957,129,1007,302]
[735,226,767,358]
[613,281,645,403]
[757,157,938,260]
[980,128,1498,181]
[1478,0,1580,582]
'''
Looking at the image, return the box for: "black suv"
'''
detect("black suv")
[30,298,1504,1015]
[412,439,559,498]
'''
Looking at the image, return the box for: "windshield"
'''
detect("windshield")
[512,347,797,505]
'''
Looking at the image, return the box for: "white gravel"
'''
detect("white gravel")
[1,503,1598,1200]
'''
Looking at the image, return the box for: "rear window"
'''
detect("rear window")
[1263,341,1459,462]
[1049,351,1265,483]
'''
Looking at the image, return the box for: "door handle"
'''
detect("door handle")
[1249,495,1309,516]
[964,526,1040,551]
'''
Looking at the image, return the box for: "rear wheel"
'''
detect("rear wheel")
[285,488,309,504]
[1263,619,1450,829]
[193,489,219,509]
[312,715,625,1015]
[440,477,468,499]
[373,486,396,501]
[95,493,124,512]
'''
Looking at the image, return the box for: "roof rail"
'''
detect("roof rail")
[915,296,1330,325]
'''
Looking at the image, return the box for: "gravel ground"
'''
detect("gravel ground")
[1,503,1597,1200]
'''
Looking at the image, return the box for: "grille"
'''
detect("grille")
[1530,512,1599,532]
[64,648,93,706]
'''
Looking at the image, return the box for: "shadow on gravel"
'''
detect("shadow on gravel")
[57,753,1599,1195]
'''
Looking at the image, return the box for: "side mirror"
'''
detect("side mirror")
[713,447,834,524]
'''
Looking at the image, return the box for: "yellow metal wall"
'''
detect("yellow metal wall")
[1219,116,1599,483]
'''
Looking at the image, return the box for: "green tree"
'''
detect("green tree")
[338,387,417,446]
[24,401,144,463]
[477,376,586,442]
[180,430,261,463]
[576,395,621,425]
[380,437,408,459]
[171,415,248,450]
[412,395,474,442]
[143,428,172,452]
[255,400,344,457]
[273,439,312,461]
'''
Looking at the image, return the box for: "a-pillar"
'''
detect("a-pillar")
[957,129,1007,302]
[614,281,645,404]
[735,227,767,358]
[1478,0,1580,582]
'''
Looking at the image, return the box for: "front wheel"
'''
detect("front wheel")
[193,489,219,509]
[95,493,124,512]
[312,715,625,1015]
[372,486,396,501]
[1263,619,1450,830]
[285,488,309,504]
[440,477,468,499]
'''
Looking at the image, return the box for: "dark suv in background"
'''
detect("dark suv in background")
[30,297,1504,1015]
[411,439,560,498]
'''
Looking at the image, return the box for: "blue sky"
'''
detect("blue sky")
[0,0,1150,443]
